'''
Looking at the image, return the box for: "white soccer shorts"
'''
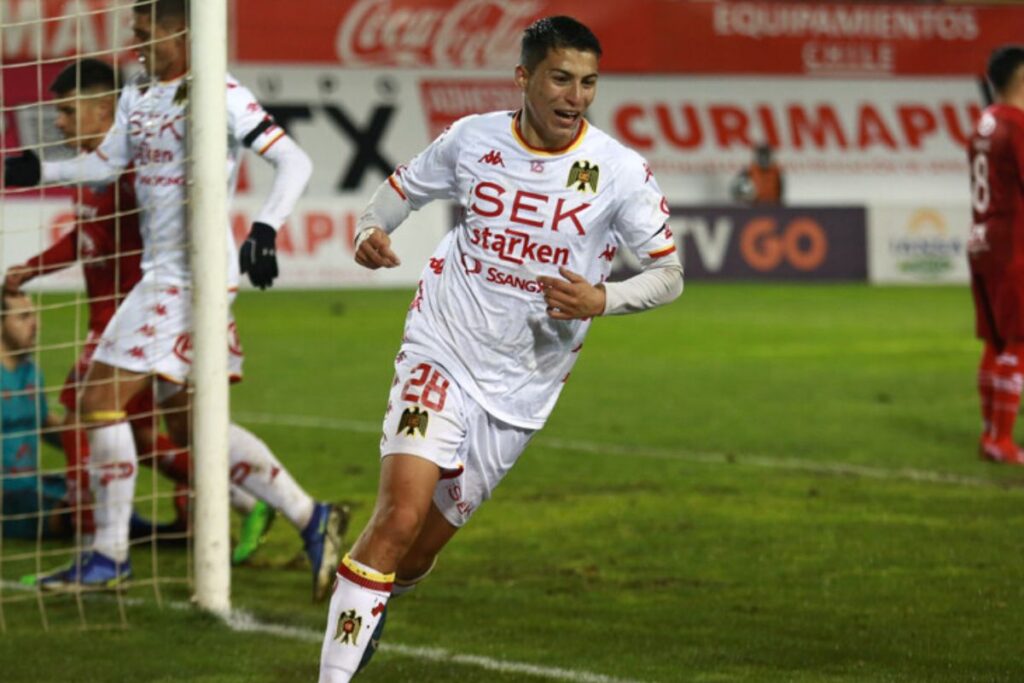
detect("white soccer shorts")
[92,273,244,384]
[379,350,535,527]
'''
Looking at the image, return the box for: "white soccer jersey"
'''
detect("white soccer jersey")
[392,111,677,429]
[87,72,285,285]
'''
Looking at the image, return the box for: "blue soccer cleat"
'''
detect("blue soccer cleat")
[357,604,388,673]
[302,502,349,602]
[36,551,131,591]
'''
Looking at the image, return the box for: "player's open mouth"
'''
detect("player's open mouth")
[554,110,580,123]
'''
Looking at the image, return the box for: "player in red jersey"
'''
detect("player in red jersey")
[4,59,192,532]
[968,45,1024,464]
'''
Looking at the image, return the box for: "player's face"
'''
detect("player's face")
[131,11,187,80]
[53,90,113,153]
[1,295,38,355]
[515,47,599,149]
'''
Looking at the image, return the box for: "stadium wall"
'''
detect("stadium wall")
[3,0,1009,288]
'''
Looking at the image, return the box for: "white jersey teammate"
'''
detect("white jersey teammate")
[319,16,683,681]
[4,0,347,599]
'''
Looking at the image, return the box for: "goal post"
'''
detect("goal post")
[188,0,231,615]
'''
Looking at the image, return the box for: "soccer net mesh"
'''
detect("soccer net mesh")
[0,0,198,630]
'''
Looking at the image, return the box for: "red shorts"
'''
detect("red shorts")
[60,330,156,419]
[971,268,1024,346]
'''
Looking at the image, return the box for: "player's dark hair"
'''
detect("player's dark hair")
[49,59,119,97]
[133,0,188,24]
[519,16,602,71]
[987,45,1024,96]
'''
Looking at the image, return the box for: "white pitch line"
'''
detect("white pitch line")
[234,411,1018,490]
[0,581,645,683]
[226,610,646,683]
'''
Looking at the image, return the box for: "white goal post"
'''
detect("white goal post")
[188,0,231,614]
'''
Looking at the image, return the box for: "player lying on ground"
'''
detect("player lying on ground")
[4,0,347,598]
[317,16,683,680]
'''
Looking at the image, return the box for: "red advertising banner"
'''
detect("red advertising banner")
[234,0,1022,77]
[2,0,130,65]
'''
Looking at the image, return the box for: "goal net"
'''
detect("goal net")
[0,0,229,630]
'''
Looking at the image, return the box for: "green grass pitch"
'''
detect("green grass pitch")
[2,284,1023,682]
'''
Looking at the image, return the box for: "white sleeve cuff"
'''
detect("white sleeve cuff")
[602,254,683,316]
[355,176,411,238]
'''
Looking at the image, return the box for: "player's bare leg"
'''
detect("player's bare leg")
[39,361,149,589]
[394,502,457,593]
[320,453,441,682]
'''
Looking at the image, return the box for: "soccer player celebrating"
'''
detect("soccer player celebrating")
[4,0,346,598]
[318,16,683,680]
[969,45,1024,464]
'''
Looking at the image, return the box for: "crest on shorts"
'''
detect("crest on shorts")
[567,160,599,193]
[334,609,362,645]
[397,407,429,437]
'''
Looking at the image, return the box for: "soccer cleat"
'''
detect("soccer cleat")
[356,604,388,674]
[301,502,350,602]
[232,500,277,565]
[35,551,131,591]
[979,437,1024,465]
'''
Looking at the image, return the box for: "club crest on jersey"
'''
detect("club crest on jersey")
[567,161,599,193]
[398,407,429,437]
[334,609,363,645]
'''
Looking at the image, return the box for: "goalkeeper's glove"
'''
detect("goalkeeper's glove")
[4,151,41,187]
[239,221,279,289]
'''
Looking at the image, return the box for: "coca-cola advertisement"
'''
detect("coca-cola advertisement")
[234,0,1022,76]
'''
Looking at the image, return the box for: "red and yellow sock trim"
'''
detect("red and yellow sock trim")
[83,410,127,424]
[338,554,394,593]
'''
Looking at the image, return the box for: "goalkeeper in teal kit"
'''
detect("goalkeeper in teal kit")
[1,291,69,539]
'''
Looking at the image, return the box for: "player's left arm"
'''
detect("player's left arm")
[230,82,313,289]
[540,156,682,319]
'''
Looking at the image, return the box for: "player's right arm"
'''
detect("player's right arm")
[352,119,466,270]
[3,227,80,293]
[5,89,133,188]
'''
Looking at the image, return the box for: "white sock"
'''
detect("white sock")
[230,485,257,514]
[228,423,315,530]
[320,554,393,683]
[88,422,138,562]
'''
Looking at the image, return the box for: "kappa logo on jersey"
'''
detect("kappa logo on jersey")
[398,407,429,437]
[334,609,363,645]
[478,150,506,167]
[567,160,599,193]
[530,160,545,173]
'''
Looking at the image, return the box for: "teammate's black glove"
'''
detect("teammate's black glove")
[4,151,41,187]
[239,221,279,289]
